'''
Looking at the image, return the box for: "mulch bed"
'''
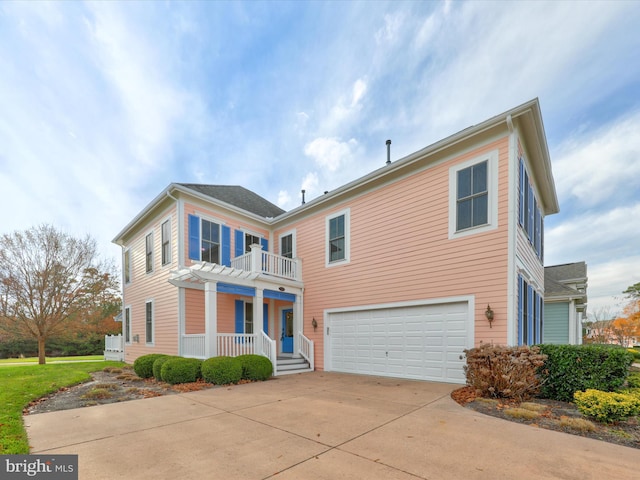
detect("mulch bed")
[452,386,640,450]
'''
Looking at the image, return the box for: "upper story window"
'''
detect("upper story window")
[280,233,293,259]
[145,232,154,273]
[201,219,220,264]
[456,161,488,231]
[448,150,498,239]
[123,249,131,284]
[518,156,544,261]
[161,219,171,266]
[245,233,260,253]
[326,208,350,266]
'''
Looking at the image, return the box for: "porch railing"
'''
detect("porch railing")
[259,331,278,376]
[217,333,257,357]
[230,247,301,281]
[297,332,314,372]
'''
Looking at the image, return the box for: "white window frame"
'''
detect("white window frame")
[448,150,499,239]
[279,229,296,258]
[145,299,154,346]
[145,231,154,274]
[325,208,350,267]
[244,302,254,334]
[200,217,221,264]
[244,231,261,253]
[123,249,131,285]
[161,218,172,267]
[124,305,132,344]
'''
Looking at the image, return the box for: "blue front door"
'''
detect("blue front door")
[281,309,293,353]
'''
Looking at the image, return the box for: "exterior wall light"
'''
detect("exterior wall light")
[485,305,494,328]
[311,317,317,331]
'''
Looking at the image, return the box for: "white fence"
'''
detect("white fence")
[104,334,124,361]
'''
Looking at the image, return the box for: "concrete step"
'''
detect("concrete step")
[276,357,310,372]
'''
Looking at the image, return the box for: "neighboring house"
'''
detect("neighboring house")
[543,262,588,345]
[112,98,558,384]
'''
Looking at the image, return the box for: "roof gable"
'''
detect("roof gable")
[178,184,285,218]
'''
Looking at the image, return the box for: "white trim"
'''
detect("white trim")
[197,214,223,264]
[448,150,499,239]
[325,208,350,267]
[507,128,518,345]
[323,295,475,374]
[178,287,185,355]
[278,228,297,258]
[145,299,155,346]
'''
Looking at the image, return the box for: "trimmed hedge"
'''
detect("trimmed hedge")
[538,344,634,402]
[236,354,273,381]
[153,355,175,381]
[160,357,203,385]
[201,356,242,385]
[463,343,547,401]
[133,354,168,379]
[574,389,640,423]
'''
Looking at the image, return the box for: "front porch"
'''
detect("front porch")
[169,246,313,376]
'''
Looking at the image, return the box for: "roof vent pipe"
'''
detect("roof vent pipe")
[301,189,306,205]
[386,139,392,165]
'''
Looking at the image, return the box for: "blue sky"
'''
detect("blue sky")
[1,1,639,316]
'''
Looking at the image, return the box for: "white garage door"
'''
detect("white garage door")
[327,301,470,384]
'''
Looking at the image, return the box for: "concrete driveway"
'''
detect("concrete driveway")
[27,372,639,479]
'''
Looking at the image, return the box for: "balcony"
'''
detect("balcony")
[230,245,301,281]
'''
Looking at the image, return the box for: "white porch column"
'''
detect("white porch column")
[250,244,262,274]
[204,281,218,358]
[254,288,264,339]
[293,293,304,357]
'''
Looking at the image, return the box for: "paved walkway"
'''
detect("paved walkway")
[26,372,639,479]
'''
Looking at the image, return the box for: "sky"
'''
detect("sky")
[0,1,639,317]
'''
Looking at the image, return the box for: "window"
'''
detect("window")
[517,275,543,345]
[326,209,350,265]
[201,219,220,264]
[518,155,544,261]
[124,307,131,343]
[161,219,171,266]
[456,161,488,231]
[123,250,131,284]
[244,233,260,253]
[280,233,293,258]
[244,302,253,334]
[145,233,154,273]
[448,151,498,239]
[145,300,154,344]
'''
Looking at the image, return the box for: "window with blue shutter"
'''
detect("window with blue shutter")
[263,303,268,334]
[260,238,268,251]
[221,225,231,266]
[235,230,244,258]
[235,300,244,334]
[518,158,525,228]
[518,275,543,346]
[518,275,525,345]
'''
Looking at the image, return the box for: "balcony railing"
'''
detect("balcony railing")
[230,245,301,281]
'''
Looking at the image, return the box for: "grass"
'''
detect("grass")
[0,355,104,365]
[504,407,541,420]
[0,361,124,454]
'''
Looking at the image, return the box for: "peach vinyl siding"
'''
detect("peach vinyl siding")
[276,137,511,370]
[122,204,179,361]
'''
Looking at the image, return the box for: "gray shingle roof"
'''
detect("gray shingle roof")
[179,184,285,218]
[544,262,587,299]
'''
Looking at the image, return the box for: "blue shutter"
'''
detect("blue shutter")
[260,238,268,252]
[527,284,534,345]
[537,292,544,344]
[221,225,231,266]
[188,214,200,260]
[235,300,244,334]
[517,275,524,345]
[536,207,542,259]
[528,186,534,242]
[540,216,544,262]
[263,303,268,334]
[235,230,244,258]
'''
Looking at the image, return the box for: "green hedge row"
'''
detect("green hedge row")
[132,353,273,385]
[0,336,108,358]
[537,344,634,402]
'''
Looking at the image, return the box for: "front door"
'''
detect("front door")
[281,309,293,354]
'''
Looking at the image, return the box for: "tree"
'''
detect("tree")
[611,299,640,348]
[583,306,614,344]
[0,225,119,364]
[623,282,640,299]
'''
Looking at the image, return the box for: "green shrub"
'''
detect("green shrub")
[574,389,640,423]
[627,348,640,361]
[160,357,202,385]
[153,356,175,381]
[236,354,273,381]
[133,354,168,379]
[626,371,640,389]
[463,343,547,401]
[538,344,634,402]
[201,356,242,385]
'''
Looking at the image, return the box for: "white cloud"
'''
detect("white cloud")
[304,137,358,172]
[552,111,640,206]
[586,256,640,315]
[277,190,291,208]
[375,12,404,45]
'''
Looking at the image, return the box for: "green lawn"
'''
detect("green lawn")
[0,355,105,365]
[0,361,125,454]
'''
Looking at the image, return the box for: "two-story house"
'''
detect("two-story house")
[112,98,558,384]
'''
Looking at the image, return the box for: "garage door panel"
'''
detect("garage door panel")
[328,301,470,384]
